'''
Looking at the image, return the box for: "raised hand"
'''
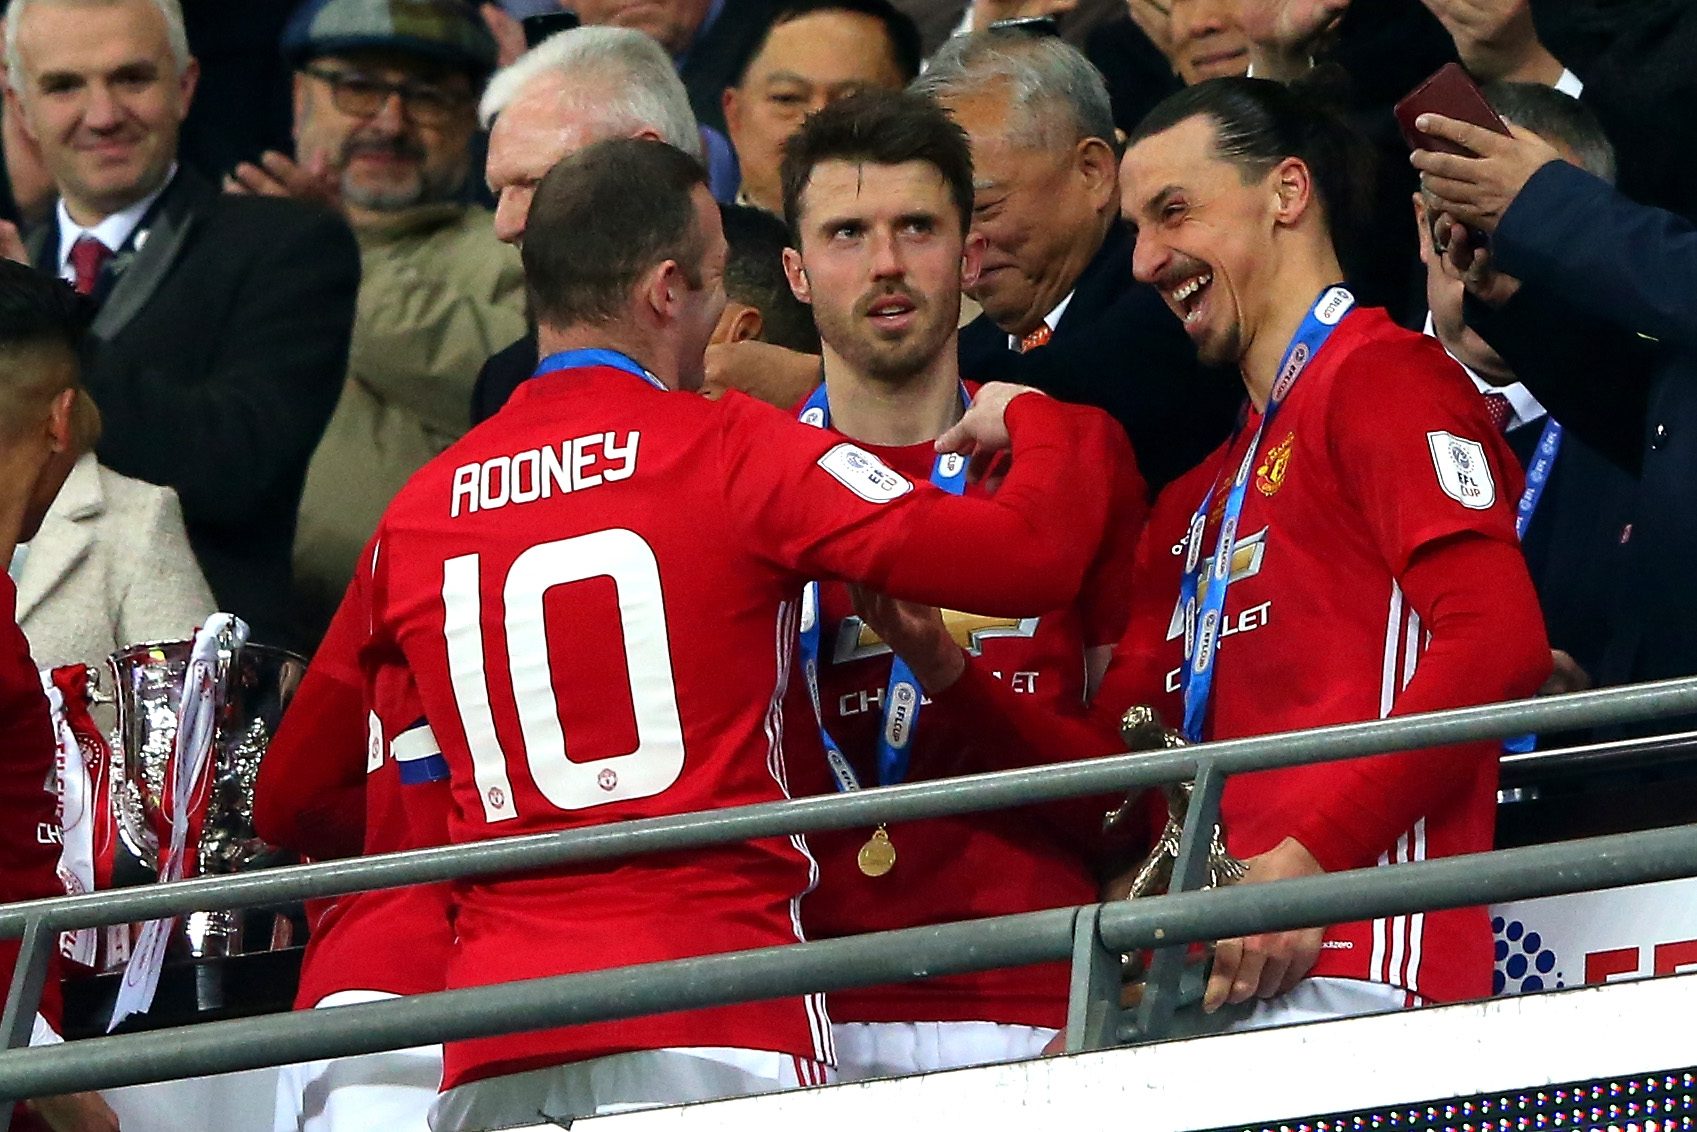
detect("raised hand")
[0,219,29,266]
[1411,113,1564,233]
[1418,0,1564,84]
[1237,0,1351,78]
[481,2,529,68]
[224,150,341,211]
[934,381,1043,483]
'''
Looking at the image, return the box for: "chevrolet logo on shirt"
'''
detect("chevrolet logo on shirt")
[1166,527,1269,641]
[834,611,1040,663]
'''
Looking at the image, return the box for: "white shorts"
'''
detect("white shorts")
[273,991,443,1132]
[831,1021,1057,1083]
[1219,976,1419,1033]
[31,1013,61,1047]
[429,1047,829,1131]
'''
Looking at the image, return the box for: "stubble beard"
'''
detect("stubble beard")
[816,296,957,386]
[338,135,466,213]
[1194,321,1241,369]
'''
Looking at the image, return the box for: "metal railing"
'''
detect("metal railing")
[1499,727,1697,785]
[3,677,1697,1123]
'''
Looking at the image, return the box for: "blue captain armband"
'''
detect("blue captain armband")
[392,718,450,784]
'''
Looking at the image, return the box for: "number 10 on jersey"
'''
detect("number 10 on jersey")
[440,528,686,822]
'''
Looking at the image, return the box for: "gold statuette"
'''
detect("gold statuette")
[857,826,897,877]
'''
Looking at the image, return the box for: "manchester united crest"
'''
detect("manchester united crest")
[1254,431,1295,496]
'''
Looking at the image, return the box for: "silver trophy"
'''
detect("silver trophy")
[106,631,307,958]
[1105,706,1247,996]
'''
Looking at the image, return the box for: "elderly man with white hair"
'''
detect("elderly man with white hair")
[469,24,710,422]
[5,0,359,647]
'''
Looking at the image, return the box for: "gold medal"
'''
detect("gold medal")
[857,826,896,877]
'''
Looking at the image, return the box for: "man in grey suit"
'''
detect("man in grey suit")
[8,0,359,646]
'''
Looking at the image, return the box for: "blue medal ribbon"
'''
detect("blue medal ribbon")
[1502,415,1564,754]
[1514,417,1563,540]
[1178,286,1354,744]
[534,348,668,390]
[796,382,970,792]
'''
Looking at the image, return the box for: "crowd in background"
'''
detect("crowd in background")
[2,0,1692,688]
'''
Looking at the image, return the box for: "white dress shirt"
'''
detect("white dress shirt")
[1007,291,1073,352]
[54,166,175,285]
[1422,310,1547,431]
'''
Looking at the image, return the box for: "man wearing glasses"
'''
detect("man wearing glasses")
[234,0,527,648]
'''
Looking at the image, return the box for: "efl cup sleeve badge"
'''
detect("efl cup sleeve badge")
[1427,430,1497,510]
[817,443,914,504]
[1254,431,1295,497]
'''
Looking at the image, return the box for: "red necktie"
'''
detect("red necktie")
[1481,391,1513,435]
[1018,324,1052,353]
[69,235,112,297]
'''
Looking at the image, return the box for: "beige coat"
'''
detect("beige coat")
[292,204,526,640]
[18,453,216,674]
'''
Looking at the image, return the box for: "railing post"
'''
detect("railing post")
[0,918,54,1132]
[1063,904,1121,1053]
[1129,762,1228,1043]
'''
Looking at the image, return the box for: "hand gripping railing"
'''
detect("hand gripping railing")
[2,677,1697,1122]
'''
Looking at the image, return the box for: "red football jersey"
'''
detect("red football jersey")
[362,363,1123,1088]
[0,574,65,1030]
[941,308,1546,1006]
[792,410,1147,1030]
[257,564,455,1010]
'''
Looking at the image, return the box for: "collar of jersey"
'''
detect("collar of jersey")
[533,348,667,391]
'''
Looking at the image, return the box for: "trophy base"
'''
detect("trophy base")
[60,946,305,1039]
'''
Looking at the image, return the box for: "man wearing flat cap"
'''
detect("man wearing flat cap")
[7,0,360,647]
[230,0,526,646]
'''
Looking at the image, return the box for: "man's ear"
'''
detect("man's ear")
[960,230,986,291]
[176,56,201,120]
[1271,156,1315,228]
[290,72,310,144]
[1076,136,1118,214]
[639,258,683,324]
[46,387,75,454]
[782,246,811,304]
[1411,192,1435,263]
[710,301,764,345]
[722,85,742,136]
[6,87,39,147]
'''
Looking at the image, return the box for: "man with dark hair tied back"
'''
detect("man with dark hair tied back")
[872,76,1550,1030]
[348,134,1131,1127]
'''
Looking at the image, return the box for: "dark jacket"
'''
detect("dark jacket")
[1534,0,1697,220]
[1085,16,1179,137]
[470,332,539,427]
[957,220,1242,492]
[29,167,358,647]
[679,0,776,136]
[1506,417,1636,684]
[1466,159,1695,685]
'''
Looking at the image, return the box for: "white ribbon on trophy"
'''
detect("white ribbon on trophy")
[109,613,248,1031]
[41,673,98,968]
